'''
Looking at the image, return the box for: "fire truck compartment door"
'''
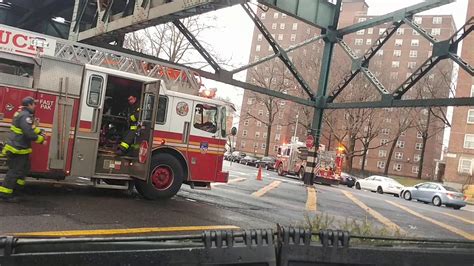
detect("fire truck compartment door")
[70,71,107,177]
[128,81,160,180]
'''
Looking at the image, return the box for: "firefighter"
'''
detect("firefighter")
[117,94,140,155]
[0,97,45,203]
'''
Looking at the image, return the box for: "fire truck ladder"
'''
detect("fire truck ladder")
[52,36,202,92]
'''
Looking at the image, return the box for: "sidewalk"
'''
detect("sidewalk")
[463,204,474,213]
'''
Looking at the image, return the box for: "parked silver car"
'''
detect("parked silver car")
[401,182,467,210]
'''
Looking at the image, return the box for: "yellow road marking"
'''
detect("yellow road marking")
[252,181,281,197]
[11,225,240,238]
[306,187,317,212]
[212,177,247,187]
[439,211,474,225]
[386,200,474,240]
[342,191,405,234]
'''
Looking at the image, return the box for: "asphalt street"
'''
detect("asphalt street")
[0,161,473,240]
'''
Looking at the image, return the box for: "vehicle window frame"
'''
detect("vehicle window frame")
[427,184,439,190]
[142,93,155,122]
[86,74,104,107]
[193,103,218,134]
[419,183,431,189]
[156,95,169,125]
[220,106,227,137]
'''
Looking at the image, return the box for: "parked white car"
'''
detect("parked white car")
[355,175,404,196]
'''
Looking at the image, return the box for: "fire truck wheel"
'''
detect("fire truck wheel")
[298,168,304,180]
[135,153,184,200]
[277,164,285,176]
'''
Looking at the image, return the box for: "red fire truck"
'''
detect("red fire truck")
[0,24,233,199]
[274,142,343,185]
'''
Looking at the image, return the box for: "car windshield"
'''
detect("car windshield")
[2,2,473,263]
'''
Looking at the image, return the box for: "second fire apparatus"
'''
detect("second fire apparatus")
[0,25,233,199]
[275,141,343,185]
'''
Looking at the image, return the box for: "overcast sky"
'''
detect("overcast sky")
[201,0,468,121]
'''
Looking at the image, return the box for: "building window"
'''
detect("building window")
[261,143,266,149]
[393,50,401,57]
[409,50,418,58]
[379,28,386,35]
[263,132,267,139]
[272,23,277,29]
[408,62,417,69]
[255,132,260,138]
[390,72,399,80]
[356,29,365,35]
[382,128,390,135]
[274,145,279,152]
[358,17,367,22]
[355,39,363,45]
[400,131,406,137]
[366,39,372,45]
[392,61,400,68]
[379,150,387,157]
[240,141,246,148]
[471,85,474,97]
[395,152,403,160]
[268,45,273,51]
[377,161,386,169]
[258,110,263,116]
[290,34,296,42]
[261,13,266,19]
[393,163,402,171]
[256,121,262,127]
[282,13,287,18]
[414,154,421,162]
[358,158,368,166]
[384,117,392,123]
[257,34,263,41]
[412,166,419,174]
[377,50,384,56]
[273,12,279,19]
[396,140,405,148]
[242,130,248,137]
[292,23,298,30]
[431,28,441,36]
[464,134,474,149]
[254,56,259,61]
[256,45,261,52]
[280,23,285,30]
[277,125,282,131]
[417,131,423,138]
[459,159,473,174]
[433,17,442,24]
[367,28,373,34]
[415,143,423,150]
[278,34,284,40]
[395,39,403,46]
[247,98,254,104]
[411,39,419,46]
[244,119,249,126]
[254,142,259,148]
[412,29,420,35]
[396,28,405,35]
[275,134,280,141]
[380,139,389,145]
[414,17,422,24]
[467,109,474,124]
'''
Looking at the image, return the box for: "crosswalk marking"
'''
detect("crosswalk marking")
[342,191,405,234]
[212,177,247,187]
[305,187,317,212]
[386,200,474,240]
[252,181,281,197]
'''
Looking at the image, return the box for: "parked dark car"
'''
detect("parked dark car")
[255,156,276,170]
[340,173,357,188]
[239,156,258,166]
[230,151,246,162]
[224,151,232,161]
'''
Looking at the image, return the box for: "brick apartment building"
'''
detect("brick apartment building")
[236,0,455,179]
[236,0,368,157]
[444,2,474,186]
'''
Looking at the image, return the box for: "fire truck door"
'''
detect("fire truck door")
[70,70,107,177]
[127,81,160,180]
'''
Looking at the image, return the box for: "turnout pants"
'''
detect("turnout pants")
[119,129,136,152]
[0,154,29,197]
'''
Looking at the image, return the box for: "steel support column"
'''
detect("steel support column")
[303,0,341,186]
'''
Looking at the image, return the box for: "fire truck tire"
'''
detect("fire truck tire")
[135,153,184,200]
[277,164,285,176]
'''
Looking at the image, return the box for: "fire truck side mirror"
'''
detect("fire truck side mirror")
[230,127,237,136]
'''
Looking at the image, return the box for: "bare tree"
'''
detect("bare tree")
[245,60,296,156]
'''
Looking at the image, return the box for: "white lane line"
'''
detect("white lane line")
[212,177,247,187]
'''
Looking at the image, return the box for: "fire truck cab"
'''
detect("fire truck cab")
[275,141,342,185]
[0,24,231,199]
